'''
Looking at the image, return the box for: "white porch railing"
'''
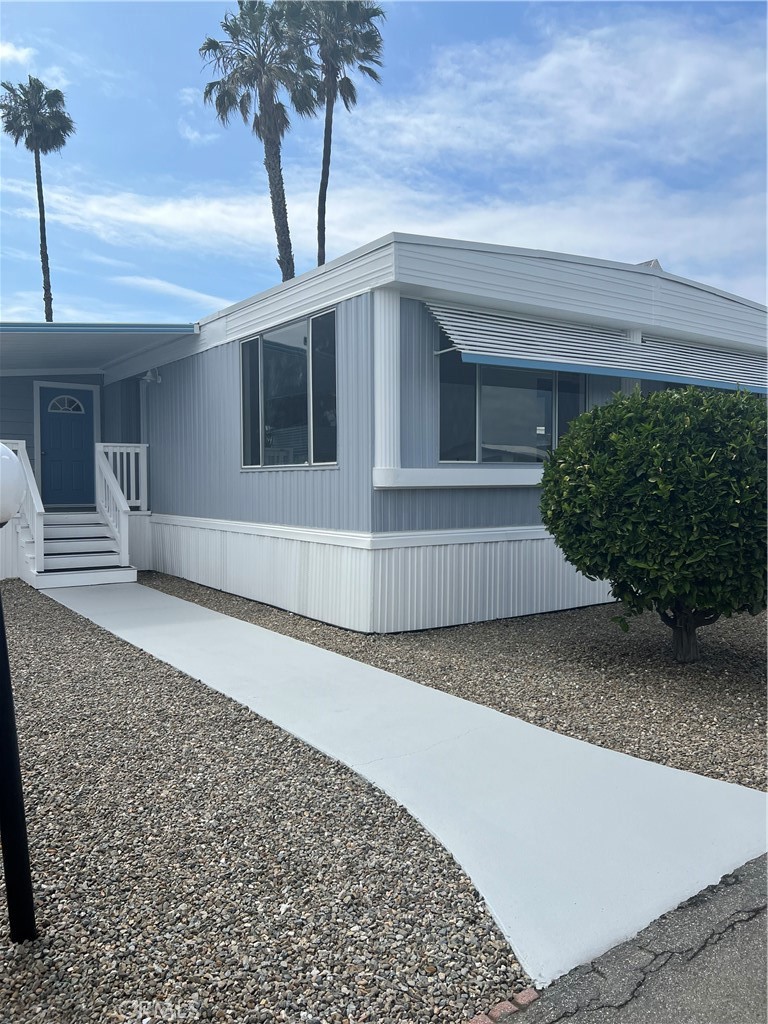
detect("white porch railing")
[1,440,45,573]
[95,448,130,566]
[96,443,148,511]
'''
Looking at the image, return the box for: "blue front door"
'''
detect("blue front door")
[39,385,95,505]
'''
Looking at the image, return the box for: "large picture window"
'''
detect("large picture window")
[439,348,585,463]
[241,310,337,467]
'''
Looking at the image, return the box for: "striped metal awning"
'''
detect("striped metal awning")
[427,303,767,393]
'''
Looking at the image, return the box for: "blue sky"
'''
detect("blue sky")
[1,1,765,323]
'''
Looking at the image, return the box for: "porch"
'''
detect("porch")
[1,440,149,589]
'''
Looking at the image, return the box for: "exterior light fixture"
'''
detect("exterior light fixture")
[0,442,37,942]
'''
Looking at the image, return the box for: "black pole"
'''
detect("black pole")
[0,588,37,942]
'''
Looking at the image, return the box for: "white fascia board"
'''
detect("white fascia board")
[150,513,548,549]
[197,234,398,328]
[220,243,395,344]
[391,237,766,352]
[389,233,766,311]
[373,467,544,489]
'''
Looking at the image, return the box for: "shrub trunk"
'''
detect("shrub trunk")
[659,605,720,663]
[671,615,700,663]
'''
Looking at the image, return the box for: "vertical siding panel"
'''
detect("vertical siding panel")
[146,294,373,531]
[372,537,612,632]
[103,378,141,443]
[400,298,440,468]
[0,379,34,459]
[374,487,543,532]
[153,520,373,631]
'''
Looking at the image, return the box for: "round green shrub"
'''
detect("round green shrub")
[540,386,767,661]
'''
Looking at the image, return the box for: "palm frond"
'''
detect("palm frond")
[337,76,357,113]
[1,74,75,154]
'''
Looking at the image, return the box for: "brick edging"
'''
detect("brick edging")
[468,987,540,1022]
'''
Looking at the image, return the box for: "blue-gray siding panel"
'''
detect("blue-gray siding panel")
[147,294,374,530]
[103,378,141,443]
[400,298,440,468]
[0,378,34,458]
[0,373,102,472]
[373,487,543,532]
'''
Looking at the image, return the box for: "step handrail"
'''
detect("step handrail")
[1,440,44,573]
[95,448,130,566]
[95,443,148,510]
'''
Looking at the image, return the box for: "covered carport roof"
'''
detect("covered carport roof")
[0,323,198,379]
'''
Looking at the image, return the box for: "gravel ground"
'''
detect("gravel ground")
[0,579,527,1024]
[139,572,766,792]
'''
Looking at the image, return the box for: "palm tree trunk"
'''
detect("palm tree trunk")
[317,84,335,267]
[33,147,53,322]
[260,107,295,282]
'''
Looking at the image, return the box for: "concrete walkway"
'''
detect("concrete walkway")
[49,583,766,988]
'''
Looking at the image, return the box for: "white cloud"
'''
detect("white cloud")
[177,118,218,146]
[0,289,190,323]
[3,167,762,302]
[112,275,233,312]
[338,14,765,173]
[178,87,201,108]
[0,41,36,64]
[79,250,136,270]
[177,86,218,145]
[1,245,38,263]
[1,7,764,309]
[1,177,278,255]
[40,65,70,90]
[35,41,135,99]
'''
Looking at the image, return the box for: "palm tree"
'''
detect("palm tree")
[200,1,317,282]
[1,76,75,322]
[298,1,384,266]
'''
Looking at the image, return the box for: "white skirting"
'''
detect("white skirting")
[150,514,613,633]
[0,518,20,581]
[128,511,153,570]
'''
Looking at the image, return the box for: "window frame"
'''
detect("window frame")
[239,307,338,471]
[437,349,584,465]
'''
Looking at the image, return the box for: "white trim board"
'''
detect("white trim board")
[373,466,544,489]
[150,513,550,550]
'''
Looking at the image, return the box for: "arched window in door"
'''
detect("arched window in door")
[48,395,85,414]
